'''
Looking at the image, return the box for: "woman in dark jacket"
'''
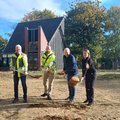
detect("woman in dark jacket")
[81,49,96,106]
[63,48,78,103]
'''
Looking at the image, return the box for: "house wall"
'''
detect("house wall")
[49,24,64,69]
[39,26,48,69]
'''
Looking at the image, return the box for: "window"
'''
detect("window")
[35,29,38,41]
[28,29,38,42]
[28,30,32,42]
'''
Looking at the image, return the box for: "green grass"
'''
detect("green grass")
[97,70,120,80]
[79,69,120,80]
[97,73,120,80]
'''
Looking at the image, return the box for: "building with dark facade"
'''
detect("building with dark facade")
[3,17,65,70]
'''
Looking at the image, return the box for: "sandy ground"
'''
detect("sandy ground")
[0,71,120,120]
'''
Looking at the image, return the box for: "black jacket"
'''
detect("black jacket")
[82,57,96,78]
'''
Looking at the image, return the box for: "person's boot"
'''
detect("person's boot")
[68,99,74,103]
[12,98,19,103]
[47,94,52,100]
[23,97,28,103]
[41,93,48,97]
[87,101,94,106]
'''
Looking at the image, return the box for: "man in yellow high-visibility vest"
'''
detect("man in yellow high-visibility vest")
[41,45,56,100]
[10,44,28,103]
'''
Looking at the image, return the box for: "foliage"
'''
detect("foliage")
[21,8,57,22]
[0,35,8,55]
[65,0,106,66]
[102,6,120,69]
[0,35,8,59]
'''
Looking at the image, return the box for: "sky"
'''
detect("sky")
[0,0,120,40]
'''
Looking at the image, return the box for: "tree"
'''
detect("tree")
[103,6,120,69]
[0,35,8,60]
[65,0,106,65]
[21,8,57,22]
[0,35,8,56]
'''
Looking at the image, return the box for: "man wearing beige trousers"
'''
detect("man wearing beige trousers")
[41,45,56,100]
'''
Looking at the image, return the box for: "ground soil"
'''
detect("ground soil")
[0,71,120,120]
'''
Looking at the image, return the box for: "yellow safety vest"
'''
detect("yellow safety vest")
[10,52,28,77]
[42,51,56,73]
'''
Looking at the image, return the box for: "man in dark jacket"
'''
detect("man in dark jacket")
[63,48,78,103]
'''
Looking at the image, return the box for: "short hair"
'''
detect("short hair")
[15,44,22,51]
[64,48,70,55]
[46,45,51,51]
[15,44,22,50]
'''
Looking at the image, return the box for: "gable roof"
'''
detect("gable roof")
[3,17,64,54]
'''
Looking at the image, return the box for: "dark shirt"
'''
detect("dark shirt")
[82,57,96,77]
[63,54,78,76]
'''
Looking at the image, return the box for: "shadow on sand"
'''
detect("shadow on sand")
[0,96,87,111]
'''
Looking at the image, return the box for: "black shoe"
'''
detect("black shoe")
[68,99,74,103]
[23,98,28,103]
[41,93,48,97]
[47,95,52,100]
[12,98,19,103]
[87,102,93,106]
[65,96,70,100]
[83,100,88,103]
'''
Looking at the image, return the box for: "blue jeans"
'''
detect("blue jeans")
[67,74,76,100]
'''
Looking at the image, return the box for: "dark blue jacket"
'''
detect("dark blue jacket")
[63,54,78,76]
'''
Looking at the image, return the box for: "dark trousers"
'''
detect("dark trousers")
[85,75,95,103]
[14,75,27,99]
[67,75,76,100]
